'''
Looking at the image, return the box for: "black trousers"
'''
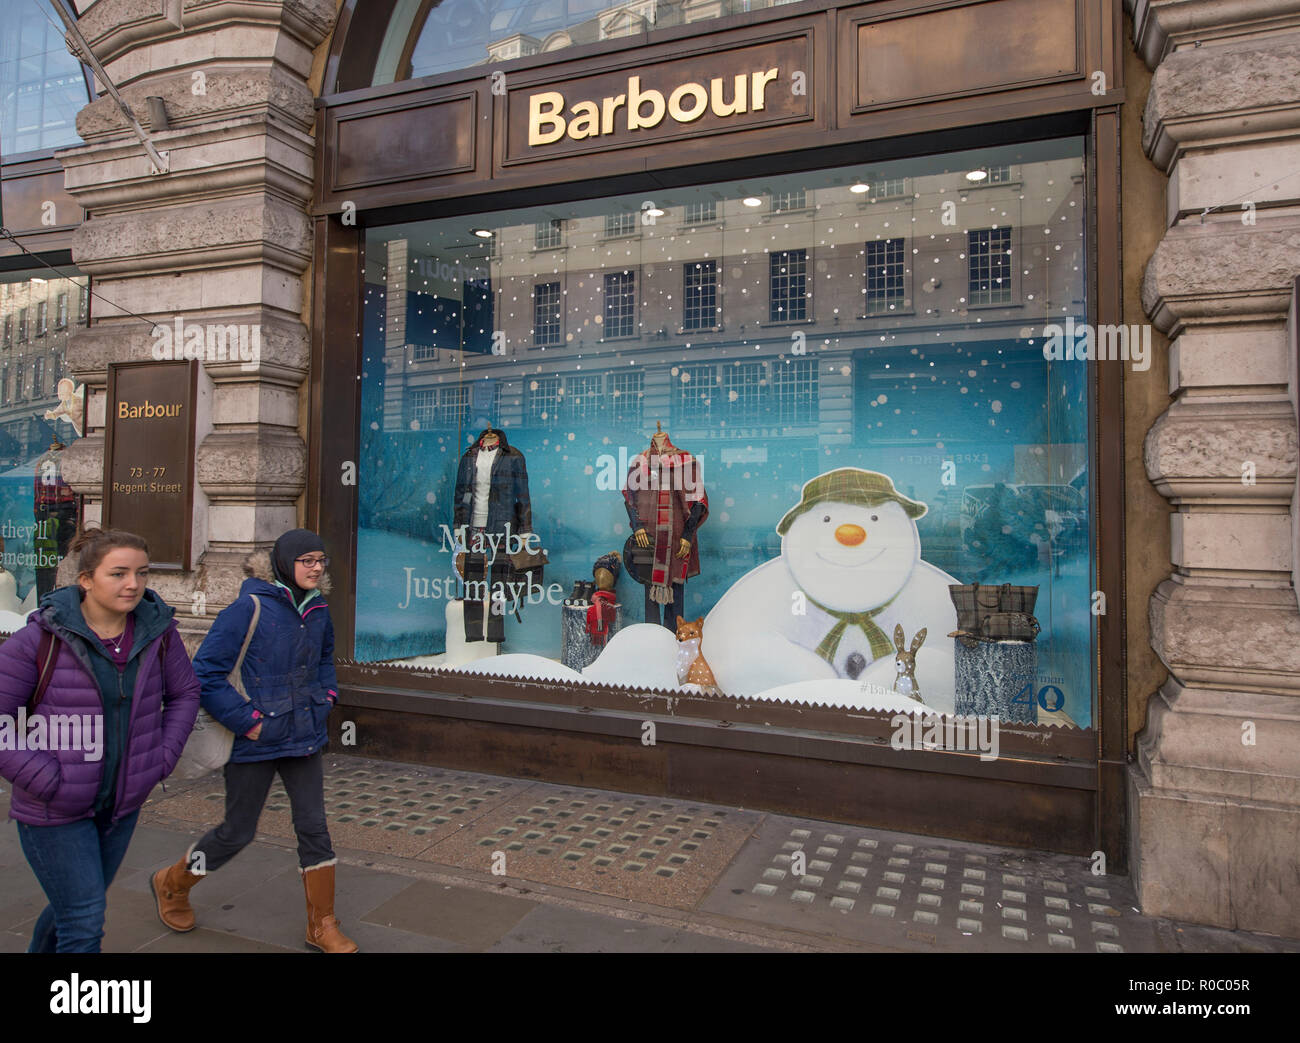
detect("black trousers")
[191,752,334,872]
[462,546,514,643]
[644,583,686,630]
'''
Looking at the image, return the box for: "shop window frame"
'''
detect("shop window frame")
[307,104,1126,863]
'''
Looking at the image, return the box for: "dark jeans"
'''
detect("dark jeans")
[17,808,141,953]
[192,752,334,872]
[644,583,686,630]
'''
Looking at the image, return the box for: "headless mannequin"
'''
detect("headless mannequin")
[633,428,692,563]
[624,422,706,629]
[462,429,507,642]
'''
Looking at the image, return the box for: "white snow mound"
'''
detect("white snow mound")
[747,678,940,713]
[582,623,679,691]
[454,653,585,682]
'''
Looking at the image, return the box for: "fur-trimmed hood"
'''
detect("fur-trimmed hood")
[242,549,332,596]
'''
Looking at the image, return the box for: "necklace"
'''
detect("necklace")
[93,625,125,653]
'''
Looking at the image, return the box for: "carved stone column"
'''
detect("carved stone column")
[54,0,336,633]
[1128,0,1300,934]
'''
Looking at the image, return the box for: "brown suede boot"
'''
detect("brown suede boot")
[150,852,204,933]
[302,861,358,953]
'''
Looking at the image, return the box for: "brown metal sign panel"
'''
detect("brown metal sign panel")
[332,90,478,191]
[849,0,1083,112]
[102,360,197,570]
[502,33,814,166]
[0,156,84,258]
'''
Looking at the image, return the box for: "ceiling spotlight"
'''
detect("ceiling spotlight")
[965,169,988,182]
[642,204,665,218]
[742,196,762,207]
[471,228,494,238]
[849,183,869,194]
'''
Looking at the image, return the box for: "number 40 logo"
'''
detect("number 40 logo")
[1013,683,1064,712]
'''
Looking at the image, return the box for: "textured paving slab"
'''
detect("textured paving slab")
[144,756,760,911]
[142,756,525,860]
[419,785,760,909]
[699,813,1162,953]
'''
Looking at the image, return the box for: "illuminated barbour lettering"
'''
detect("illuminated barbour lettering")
[529,68,779,146]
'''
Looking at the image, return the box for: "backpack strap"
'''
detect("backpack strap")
[228,594,261,701]
[30,630,59,713]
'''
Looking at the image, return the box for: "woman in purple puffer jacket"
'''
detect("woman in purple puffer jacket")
[0,528,200,953]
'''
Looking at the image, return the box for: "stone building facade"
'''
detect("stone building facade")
[1125,0,1300,935]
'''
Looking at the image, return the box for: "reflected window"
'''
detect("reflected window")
[683,201,717,225]
[609,369,644,427]
[535,220,563,249]
[771,189,807,213]
[674,362,715,425]
[682,261,718,331]
[873,178,907,199]
[865,238,906,314]
[533,282,562,346]
[769,249,807,321]
[603,271,635,337]
[604,213,638,239]
[373,0,815,86]
[527,374,563,426]
[969,228,1012,306]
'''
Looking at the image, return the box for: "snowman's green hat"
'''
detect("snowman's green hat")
[777,468,927,535]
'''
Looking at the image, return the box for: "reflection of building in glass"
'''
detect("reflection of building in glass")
[388,0,812,82]
[376,156,1084,488]
[0,275,86,467]
[0,0,90,155]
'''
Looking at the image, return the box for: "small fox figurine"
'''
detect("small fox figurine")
[675,615,718,692]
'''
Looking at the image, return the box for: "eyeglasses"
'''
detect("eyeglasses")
[295,556,329,569]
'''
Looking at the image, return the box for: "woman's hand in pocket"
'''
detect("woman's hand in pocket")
[247,722,263,741]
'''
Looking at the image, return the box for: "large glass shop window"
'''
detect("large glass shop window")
[357,138,1098,728]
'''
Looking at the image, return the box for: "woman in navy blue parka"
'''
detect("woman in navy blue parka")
[149,529,357,953]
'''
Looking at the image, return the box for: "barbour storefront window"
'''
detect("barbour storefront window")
[353,137,1098,729]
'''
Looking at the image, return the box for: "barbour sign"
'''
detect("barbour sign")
[505,35,811,162]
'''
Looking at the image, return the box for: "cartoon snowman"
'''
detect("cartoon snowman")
[703,469,959,698]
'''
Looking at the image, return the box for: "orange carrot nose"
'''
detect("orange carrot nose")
[835,524,866,546]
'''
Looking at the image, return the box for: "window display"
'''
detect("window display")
[356,137,1095,728]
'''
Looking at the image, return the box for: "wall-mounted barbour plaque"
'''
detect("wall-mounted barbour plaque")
[103,360,197,570]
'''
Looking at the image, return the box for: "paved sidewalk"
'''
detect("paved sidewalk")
[2,753,1296,954]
